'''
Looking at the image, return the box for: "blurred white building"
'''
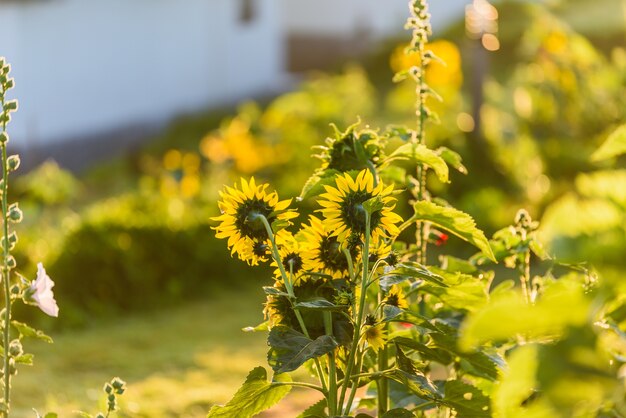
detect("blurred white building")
[0,0,283,149]
[0,0,468,159]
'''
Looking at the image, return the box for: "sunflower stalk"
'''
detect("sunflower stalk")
[339,213,371,415]
[256,214,330,394]
[323,311,338,416]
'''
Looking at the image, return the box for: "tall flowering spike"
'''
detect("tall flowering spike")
[212,177,297,264]
[318,169,403,244]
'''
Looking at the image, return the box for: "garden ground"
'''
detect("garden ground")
[11,285,319,417]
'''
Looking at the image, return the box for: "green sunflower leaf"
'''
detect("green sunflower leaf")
[385,369,442,400]
[382,408,416,418]
[296,398,327,418]
[207,366,291,418]
[294,298,343,311]
[11,321,53,343]
[379,262,447,291]
[591,123,626,161]
[268,326,338,374]
[409,201,496,262]
[299,169,341,200]
[442,380,491,418]
[382,143,449,183]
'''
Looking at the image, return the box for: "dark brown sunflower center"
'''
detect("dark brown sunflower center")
[235,198,275,240]
[252,241,270,258]
[340,191,382,234]
[386,294,400,307]
[282,252,303,274]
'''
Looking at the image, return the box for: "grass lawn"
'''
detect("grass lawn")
[11,285,319,417]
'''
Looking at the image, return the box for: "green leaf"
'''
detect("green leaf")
[393,336,453,365]
[383,305,403,321]
[442,380,491,417]
[294,298,342,311]
[460,275,590,349]
[382,408,415,417]
[268,326,338,374]
[591,123,626,161]
[385,369,441,401]
[410,201,496,262]
[296,398,327,418]
[380,262,447,291]
[436,147,467,174]
[14,353,34,365]
[242,321,269,333]
[263,286,290,297]
[382,144,449,183]
[11,321,53,343]
[299,169,341,200]
[419,270,488,313]
[207,367,291,418]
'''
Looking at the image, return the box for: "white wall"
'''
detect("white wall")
[0,0,283,146]
[280,0,472,37]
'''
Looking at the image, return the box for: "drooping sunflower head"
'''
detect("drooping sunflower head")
[272,230,306,279]
[319,169,403,243]
[212,177,297,264]
[264,277,353,345]
[237,238,271,266]
[301,216,359,279]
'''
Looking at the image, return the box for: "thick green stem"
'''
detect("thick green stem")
[339,214,371,415]
[270,381,326,394]
[257,215,329,394]
[324,312,337,416]
[1,86,11,417]
[377,327,389,416]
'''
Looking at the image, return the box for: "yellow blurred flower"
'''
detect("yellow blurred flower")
[390,39,463,88]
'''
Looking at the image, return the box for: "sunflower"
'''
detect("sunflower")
[212,177,297,264]
[368,237,393,264]
[384,284,409,309]
[319,169,403,243]
[237,238,271,266]
[363,316,387,352]
[271,230,306,279]
[301,215,359,279]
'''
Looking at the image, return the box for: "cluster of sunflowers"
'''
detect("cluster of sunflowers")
[208,1,495,416]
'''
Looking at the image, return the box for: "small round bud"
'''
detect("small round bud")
[8,203,22,223]
[111,377,126,390]
[108,394,116,402]
[9,285,19,296]
[7,155,19,172]
[8,340,22,357]
[104,383,113,394]
[95,414,105,418]
[1,65,9,75]
[0,75,5,85]
[4,79,13,90]
[0,114,10,124]
[8,358,16,375]
[6,256,16,270]
[0,132,7,144]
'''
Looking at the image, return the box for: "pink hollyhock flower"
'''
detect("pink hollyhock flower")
[28,263,59,317]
